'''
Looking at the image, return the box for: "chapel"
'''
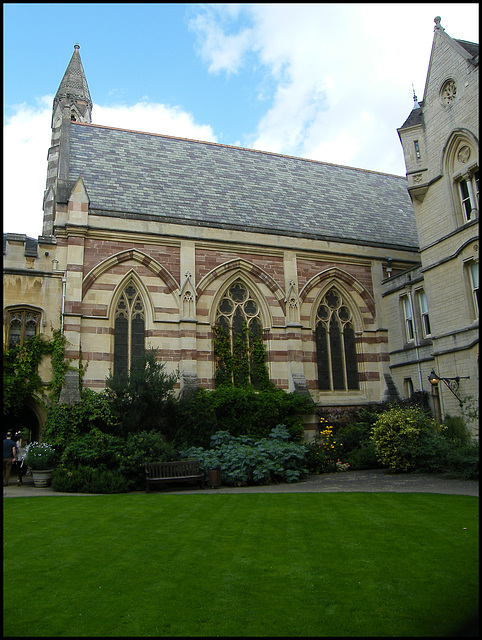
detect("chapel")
[3,17,478,439]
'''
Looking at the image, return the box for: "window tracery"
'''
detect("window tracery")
[214,279,267,388]
[315,287,359,391]
[113,282,145,377]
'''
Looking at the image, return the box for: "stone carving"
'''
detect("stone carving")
[457,146,471,164]
[441,80,456,105]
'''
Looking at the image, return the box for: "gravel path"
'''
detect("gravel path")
[3,468,478,498]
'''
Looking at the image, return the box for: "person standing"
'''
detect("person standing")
[3,432,17,487]
[15,432,29,486]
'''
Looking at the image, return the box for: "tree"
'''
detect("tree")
[105,349,179,437]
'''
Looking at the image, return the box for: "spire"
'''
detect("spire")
[52,43,92,126]
[411,84,419,110]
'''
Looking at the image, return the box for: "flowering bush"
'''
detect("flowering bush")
[24,442,58,470]
[336,460,350,472]
[304,418,349,474]
[370,405,439,472]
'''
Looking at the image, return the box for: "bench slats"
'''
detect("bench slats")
[145,460,204,492]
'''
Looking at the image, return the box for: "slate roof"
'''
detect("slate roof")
[67,122,418,250]
[454,39,479,59]
[399,107,423,130]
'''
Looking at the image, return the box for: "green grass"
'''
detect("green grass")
[3,493,478,637]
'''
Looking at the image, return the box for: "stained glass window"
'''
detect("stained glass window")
[114,282,145,377]
[315,287,359,391]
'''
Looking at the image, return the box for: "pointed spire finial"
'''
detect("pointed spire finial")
[411,83,419,110]
[74,43,80,50]
[434,16,444,32]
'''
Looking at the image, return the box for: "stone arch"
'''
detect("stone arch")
[82,249,179,299]
[107,269,156,325]
[441,128,478,178]
[300,266,376,325]
[197,258,285,314]
[209,270,273,329]
[441,129,479,223]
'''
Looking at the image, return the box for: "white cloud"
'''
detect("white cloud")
[3,98,52,238]
[3,101,217,238]
[188,3,479,174]
[93,102,217,142]
[4,4,478,238]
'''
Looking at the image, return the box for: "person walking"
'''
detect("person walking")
[3,432,17,487]
[15,432,29,486]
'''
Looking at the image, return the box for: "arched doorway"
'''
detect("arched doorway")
[4,398,42,443]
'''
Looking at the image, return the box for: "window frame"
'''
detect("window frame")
[467,261,479,318]
[214,279,266,388]
[417,290,431,338]
[402,295,415,343]
[314,287,360,392]
[458,171,479,222]
[5,307,42,348]
[113,281,146,377]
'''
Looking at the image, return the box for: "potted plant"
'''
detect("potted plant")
[24,442,58,487]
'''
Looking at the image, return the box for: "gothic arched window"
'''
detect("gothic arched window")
[113,282,145,377]
[315,287,359,391]
[214,280,267,388]
[6,308,41,348]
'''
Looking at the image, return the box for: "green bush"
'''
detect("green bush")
[163,388,218,448]
[370,405,439,472]
[444,441,479,480]
[181,425,308,486]
[345,442,381,470]
[51,465,129,493]
[118,430,178,490]
[60,428,125,471]
[43,388,117,451]
[167,385,313,447]
[105,349,178,437]
[442,415,472,445]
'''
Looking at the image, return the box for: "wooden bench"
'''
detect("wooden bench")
[145,460,204,492]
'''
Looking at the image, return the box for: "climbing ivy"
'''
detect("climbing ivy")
[3,329,68,416]
[213,322,271,390]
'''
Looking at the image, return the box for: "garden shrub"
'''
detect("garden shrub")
[335,409,386,470]
[105,349,178,437]
[443,441,479,480]
[60,428,125,471]
[180,425,308,486]
[163,388,218,449]
[442,414,472,445]
[42,388,117,451]
[118,430,179,490]
[370,405,439,472]
[169,385,312,446]
[51,465,129,493]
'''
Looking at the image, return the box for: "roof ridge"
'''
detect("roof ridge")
[71,121,406,179]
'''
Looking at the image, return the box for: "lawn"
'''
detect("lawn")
[3,492,478,637]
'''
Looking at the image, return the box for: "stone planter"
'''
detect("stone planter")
[31,469,53,488]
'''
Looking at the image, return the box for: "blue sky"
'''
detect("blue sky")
[3,3,479,238]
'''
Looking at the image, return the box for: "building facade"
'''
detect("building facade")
[383,17,478,432]
[4,18,478,439]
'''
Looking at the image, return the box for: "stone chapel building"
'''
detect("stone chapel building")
[3,18,478,440]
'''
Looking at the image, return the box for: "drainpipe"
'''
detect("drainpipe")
[60,276,67,334]
[407,276,423,391]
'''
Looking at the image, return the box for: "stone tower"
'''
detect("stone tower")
[42,44,92,236]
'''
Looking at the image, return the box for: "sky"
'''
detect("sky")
[3,3,479,239]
